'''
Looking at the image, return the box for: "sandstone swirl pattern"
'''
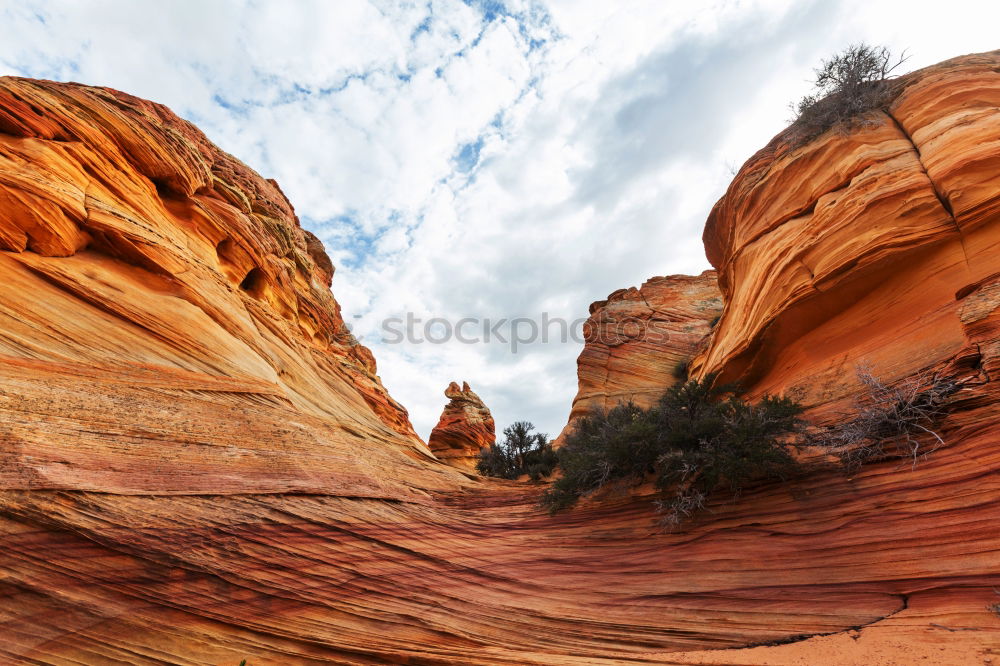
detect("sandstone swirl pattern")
[556,271,722,444]
[428,381,496,472]
[2,52,1000,665]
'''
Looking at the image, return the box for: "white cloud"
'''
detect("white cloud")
[2,0,999,439]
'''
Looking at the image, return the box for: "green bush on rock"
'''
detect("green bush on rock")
[541,376,805,527]
[477,421,557,481]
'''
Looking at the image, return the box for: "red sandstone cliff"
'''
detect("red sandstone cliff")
[0,76,427,465]
[428,381,496,471]
[556,271,722,443]
[555,50,1000,663]
[3,52,1000,665]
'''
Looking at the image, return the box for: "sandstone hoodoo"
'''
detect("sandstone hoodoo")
[556,270,722,443]
[3,51,1000,665]
[428,381,496,471]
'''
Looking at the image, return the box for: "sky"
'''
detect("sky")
[1,0,997,440]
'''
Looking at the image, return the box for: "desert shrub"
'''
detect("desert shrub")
[791,43,909,143]
[652,380,805,527]
[672,358,690,380]
[541,376,805,525]
[814,365,959,471]
[476,421,556,480]
[989,589,1000,617]
[540,401,661,512]
[476,443,516,478]
[523,433,559,481]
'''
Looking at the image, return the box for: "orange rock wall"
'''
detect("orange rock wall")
[557,271,721,443]
[0,76,426,471]
[697,52,1000,405]
[686,50,1000,660]
[428,381,496,471]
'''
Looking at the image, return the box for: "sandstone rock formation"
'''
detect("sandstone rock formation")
[0,76,424,456]
[428,381,496,471]
[556,271,721,443]
[681,50,1000,661]
[3,51,1000,665]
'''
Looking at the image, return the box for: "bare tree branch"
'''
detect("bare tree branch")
[813,364,959,471]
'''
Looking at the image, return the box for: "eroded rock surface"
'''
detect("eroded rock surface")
[428,381,496,471]
[3,53,1000,665]
[556,271,721,443]
[686,50,1000,662]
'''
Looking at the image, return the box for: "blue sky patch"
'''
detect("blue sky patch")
[410,15,432,40]
[463,0,508,23]
[454,136,485,173]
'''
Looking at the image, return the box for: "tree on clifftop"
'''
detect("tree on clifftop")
[792,43,909,142]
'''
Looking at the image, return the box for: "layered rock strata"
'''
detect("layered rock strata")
[428,381,496,471]
[3,52,1000,665]
[556,271,721,443]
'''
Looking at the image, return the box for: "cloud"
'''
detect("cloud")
[3,0,999,440]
